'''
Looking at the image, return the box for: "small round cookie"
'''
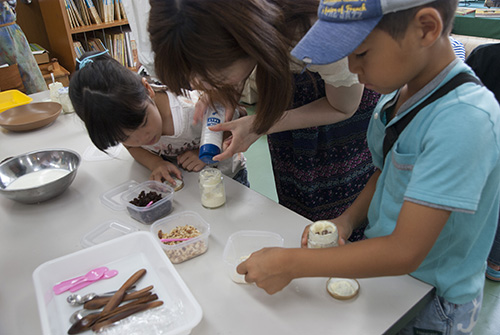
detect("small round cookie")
[165,177,184,191]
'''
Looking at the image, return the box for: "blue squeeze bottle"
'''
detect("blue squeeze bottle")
[199,104,226,164]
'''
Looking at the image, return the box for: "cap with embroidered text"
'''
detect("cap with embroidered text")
[291,0,437,65]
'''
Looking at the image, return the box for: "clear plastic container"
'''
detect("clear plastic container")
[121,181,174,224]
[33,232,203,335]
[223,230,284,284]
[80,220,139,248]
[150,211,210,264]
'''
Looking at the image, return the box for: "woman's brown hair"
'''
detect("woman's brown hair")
[149,0,319,134]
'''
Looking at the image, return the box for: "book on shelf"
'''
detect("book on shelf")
[87,37,107,52]
[455,7,476,15]
[66,0,128,29]
[476,8,500,17]
[114,0,121,21]
[84,0,102,24]
[73,40,85,58]
[129,38,138,69]
[30,43,50,64]
[124,31,137,68]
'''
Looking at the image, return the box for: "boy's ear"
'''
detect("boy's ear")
[414,7,443,47]
[141,77,155,98]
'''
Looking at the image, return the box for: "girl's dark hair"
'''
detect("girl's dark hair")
[377,0,459,40]
[148,0,319,134]
[69,51,150,151]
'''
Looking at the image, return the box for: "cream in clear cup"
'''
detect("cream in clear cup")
[199,167,226,208]
[308,220,338,248]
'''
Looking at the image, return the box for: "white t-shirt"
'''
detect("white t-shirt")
[141,91,246,178]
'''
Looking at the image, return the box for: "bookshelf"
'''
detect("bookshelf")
[38,0,135,73]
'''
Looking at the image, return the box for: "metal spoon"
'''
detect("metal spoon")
[69,308,98,324]
[66,285,138,306]
[66,292,97,306]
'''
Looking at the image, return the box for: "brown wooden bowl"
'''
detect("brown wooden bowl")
[0,102,62,132]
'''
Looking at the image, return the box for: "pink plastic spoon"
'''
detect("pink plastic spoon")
[53,267,108,295]
[68,269,119,292]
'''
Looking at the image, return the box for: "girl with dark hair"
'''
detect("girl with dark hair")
[148,0,380,239]
[69,51,248,186]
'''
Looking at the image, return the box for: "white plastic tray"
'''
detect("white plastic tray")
[33,231,202,335]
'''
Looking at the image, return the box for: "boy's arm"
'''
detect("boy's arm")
[125,146,182,183]
[240,200,450,294]
[301,169,381,246]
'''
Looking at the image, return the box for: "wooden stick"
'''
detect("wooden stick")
[101,268,147,315]
[92,300,164,332]
[83,285,154,310]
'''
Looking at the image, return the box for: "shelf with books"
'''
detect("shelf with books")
[70,19,129,34]
[39,0,132,73]
[72,27,138,70]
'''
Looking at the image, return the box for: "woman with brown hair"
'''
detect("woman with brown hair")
[148,0,380,239]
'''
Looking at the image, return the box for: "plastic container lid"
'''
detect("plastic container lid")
[100,180,139,211]
[81,220,139,248]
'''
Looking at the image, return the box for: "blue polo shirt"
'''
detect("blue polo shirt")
[365,60,500,304]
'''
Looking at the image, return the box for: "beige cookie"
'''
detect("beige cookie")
[167,177,184,191]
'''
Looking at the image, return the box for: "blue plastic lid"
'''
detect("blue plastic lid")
[199,144,221,164]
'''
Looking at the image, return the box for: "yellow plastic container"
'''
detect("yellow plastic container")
[0,90,33,113]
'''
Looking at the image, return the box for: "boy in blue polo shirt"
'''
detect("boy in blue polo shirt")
[237,0,500,333]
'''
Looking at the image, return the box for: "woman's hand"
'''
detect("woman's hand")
[210,115,261,162]
[149,161,182,185]
[193,93,237,124]
[177,150,206,172]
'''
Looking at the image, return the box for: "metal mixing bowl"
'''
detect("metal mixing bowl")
[0,149,81,204]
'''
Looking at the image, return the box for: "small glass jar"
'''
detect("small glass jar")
[198,167,226,209]
[307,220,339,248]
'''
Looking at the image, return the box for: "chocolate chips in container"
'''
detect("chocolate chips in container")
[121,181,174,225]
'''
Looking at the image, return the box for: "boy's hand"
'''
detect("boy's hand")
[177,150,206,172]
[301,219,353,248]
[149,161,182,185]
[236,247,293,295]
[301,224,311,248]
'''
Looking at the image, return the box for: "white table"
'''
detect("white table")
[0,91,434,335]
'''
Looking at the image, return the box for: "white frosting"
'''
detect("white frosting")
[6,169,69,190]
[327,278,359,299]
[328,280,356,296]
[308,220,338,248]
